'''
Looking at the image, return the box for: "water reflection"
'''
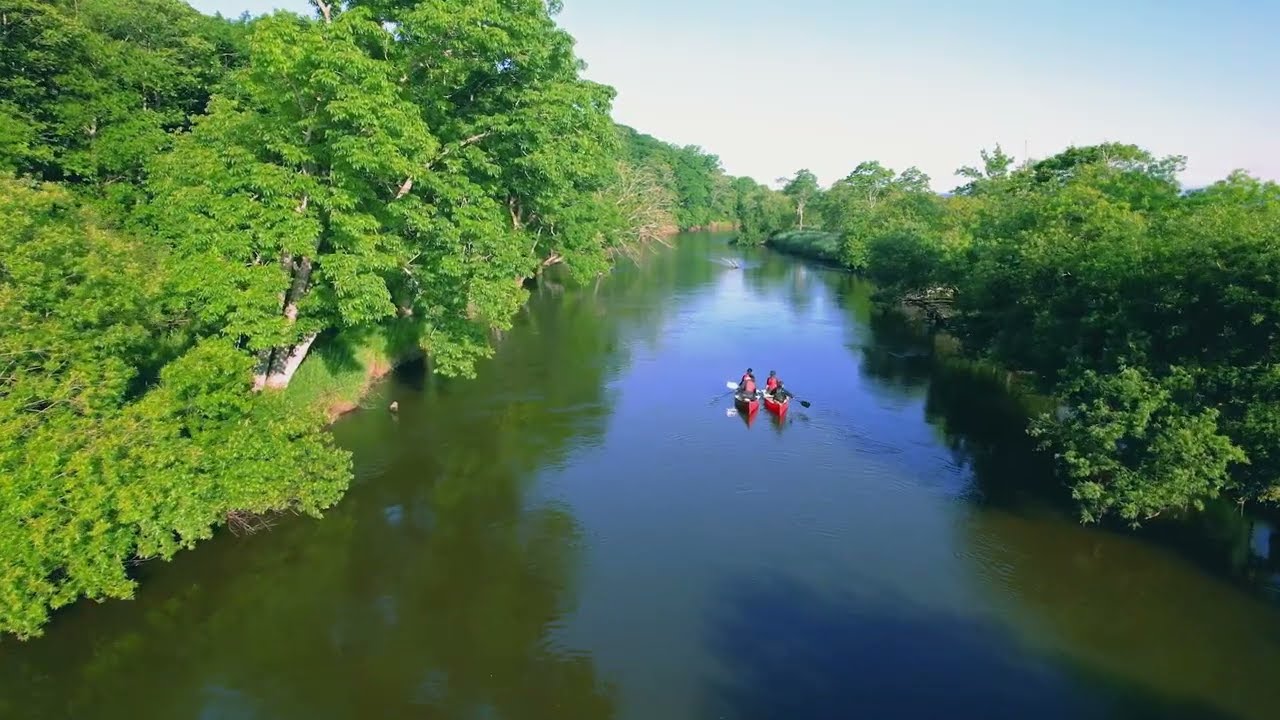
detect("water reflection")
[850,286,1280,586]
[857,310,934,400]
[833,271,1280,719]
[965,508,1280,720]
[706,575,1244,720]
[0,418,617,719]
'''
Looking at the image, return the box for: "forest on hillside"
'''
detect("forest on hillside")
[0,0,759,638]
[755,146,1280,528]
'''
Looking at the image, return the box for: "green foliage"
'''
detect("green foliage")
[766,230,841,264]
[595,159,679,261]
[734,179,793,244]
[616,125,743,230]
[954,144,1014,195]
[1031,368,1245,525]
[844,142,1280,523]
[391,0,622,277]
[780,168,820,229]
[134,0,643,383]
[0,177,349,638]
[0,0,249,194]
[814,162,944,271]
[1,0,713,638]
[143,8,443,355]
[865,229,948,297]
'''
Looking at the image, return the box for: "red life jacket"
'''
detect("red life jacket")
[766,377,779,392]
[742,377,757,394]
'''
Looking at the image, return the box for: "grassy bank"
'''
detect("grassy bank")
[283,321,426,423]
[688,221,739,232]
[765,230,844,265]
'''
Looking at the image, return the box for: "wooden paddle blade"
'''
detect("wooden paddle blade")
[800,400,812,408]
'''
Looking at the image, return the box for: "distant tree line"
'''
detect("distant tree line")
[615,124,766,232]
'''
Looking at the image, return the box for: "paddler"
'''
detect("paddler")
[772,381,793,404]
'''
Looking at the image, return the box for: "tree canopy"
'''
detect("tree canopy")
[756,143,1280,525]
[0,0,713,638]
[616,125,748,231]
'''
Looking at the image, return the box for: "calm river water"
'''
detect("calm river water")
[4,232,1280,720]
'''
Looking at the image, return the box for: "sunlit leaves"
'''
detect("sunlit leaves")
[816,163,942,270]
[855,143,1280,523]
[1,0,710,639]
[617,125,742,231]
[1031,367,1245,525]
[0,178,350,638]
[0,0,246,190]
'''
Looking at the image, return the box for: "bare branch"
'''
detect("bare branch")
[426,132,493,170]
[312,0,332,24]
[394,177,413,200]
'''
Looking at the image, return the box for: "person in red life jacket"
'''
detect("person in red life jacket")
[765,370,780,393]
[739,368,757,395]
[772,380,793,404]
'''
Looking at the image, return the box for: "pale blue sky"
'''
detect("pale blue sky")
[188,0,1279,190]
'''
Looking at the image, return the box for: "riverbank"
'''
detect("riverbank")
[288,226,745,423]
[764,230,844,265]
[283,322,426,423]
[689,221,738,232]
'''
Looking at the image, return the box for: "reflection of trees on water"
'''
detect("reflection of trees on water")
[560,231,722,354]
[1,380,618,719]
[742,248,819,316]
[962,508,1280,720]
[819,271,934,403]
[857,311,935,401]
[705,574,1242,720]
[839,282,1280,719]
[922,358,1062,508]
[917,330,1280,592]
[852,293,1279,591]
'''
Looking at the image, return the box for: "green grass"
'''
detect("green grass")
[283,320,424,421]
[766,230,843,264]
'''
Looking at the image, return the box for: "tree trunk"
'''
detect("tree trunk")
[257,254,315,390]
[282,256,313,322]
[265,333,318,389]
[252,349,274,392]
[508,195,523,230]
[313,0,333,24]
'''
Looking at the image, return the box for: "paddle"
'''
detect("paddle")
[761,382,811,409]
[726,380,811,408]
[765,391,811,409]
[775,389,811,408]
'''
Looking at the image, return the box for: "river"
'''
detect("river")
[4,232,1280,719]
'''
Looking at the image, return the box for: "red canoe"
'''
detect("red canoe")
[734,392,760,415]
[763,393,789,416]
